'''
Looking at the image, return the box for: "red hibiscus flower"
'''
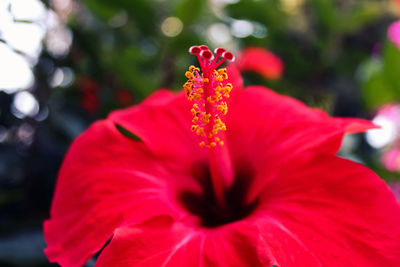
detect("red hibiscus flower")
[44,46,400,266]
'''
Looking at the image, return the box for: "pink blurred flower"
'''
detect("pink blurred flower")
[388,20,400,49]
[382,148,400,172]
[367,103,400,172]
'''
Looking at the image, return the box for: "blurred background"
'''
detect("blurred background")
[0,0,399,266]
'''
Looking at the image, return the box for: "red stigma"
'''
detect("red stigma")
[200,50,213,60]
[189,46,201,54]
[214,47,226,56]
[222,51,235,62]
[189,45,235,73]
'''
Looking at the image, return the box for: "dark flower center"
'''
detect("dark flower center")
[179,161,259,227]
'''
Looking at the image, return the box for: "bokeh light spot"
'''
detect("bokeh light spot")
[207,23,232,45]
[0,43,34,93]
[231,20,254,38]
[12,91,39,118]
[366,116,397,149]
[161,17,183,37]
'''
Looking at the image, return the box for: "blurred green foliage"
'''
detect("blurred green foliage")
[59,0,398,113]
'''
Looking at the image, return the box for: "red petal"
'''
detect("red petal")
[228,86,374,160]
[225,65,244,92]
[96,217,269,267]
[44,121,190,267]
[254,154,400,266]
[236,47,284,79]
[108,68,242,162]
[109,90,207,164]
[227,86,376,202]
[335,117,379,134]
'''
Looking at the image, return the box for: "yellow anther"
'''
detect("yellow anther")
[195,127,205,136]
[193,93,202,101]
[183,64,231,149]
[201,113,211,124]
[218,68,227,74]
[217,102,228,115]
[189,65,199,72]
[185,71,194,79]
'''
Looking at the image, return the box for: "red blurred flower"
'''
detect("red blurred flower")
[396,0,400,16]
[236,47,284,79]
[115,88,135,107]
[44,46,400,267]
[79,77,100,114]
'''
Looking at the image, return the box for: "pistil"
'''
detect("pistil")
[184,45,235,210]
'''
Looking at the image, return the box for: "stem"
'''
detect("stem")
[208,140,234,210]
[203,70,233,210]
[213,58,227,70]
[209,147,228,209]
[197,54,204,70]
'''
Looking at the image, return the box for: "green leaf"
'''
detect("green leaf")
[175,0,205,25]
[105,46,160,99]
[338,2,383,33]
[115,124,142,142]
[85,0,120,20]
[382,42,400,93]
[226,0,286,36]
[362,72,396,109]
[309,0,338,31]
[85,0,156,34]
